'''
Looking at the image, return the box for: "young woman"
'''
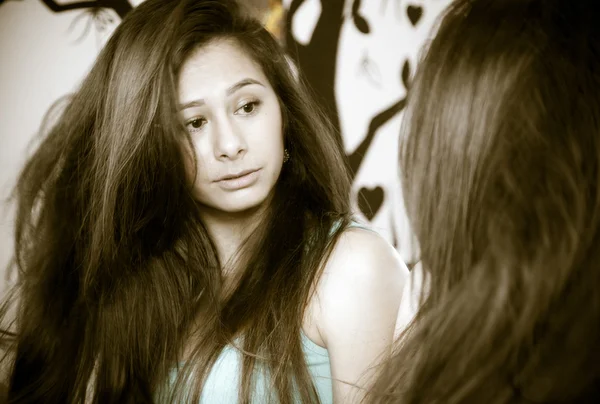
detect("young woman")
[0,0,407,402]
[370,0,600,402]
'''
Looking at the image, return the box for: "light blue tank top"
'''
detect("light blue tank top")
[164,220,371,403]
[163,331,331,403]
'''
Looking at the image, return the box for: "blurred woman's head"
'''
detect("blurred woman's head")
[372,0,600,402]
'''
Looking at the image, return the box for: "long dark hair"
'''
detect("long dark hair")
[370,0,600,402]
[2,0,352,402]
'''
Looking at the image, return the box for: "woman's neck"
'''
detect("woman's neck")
[199,202,269,273]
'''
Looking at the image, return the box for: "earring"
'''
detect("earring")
[283,148,290,163]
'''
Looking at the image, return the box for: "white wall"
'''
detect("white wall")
[0,0,122,291]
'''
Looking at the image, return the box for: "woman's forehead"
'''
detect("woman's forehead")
[178,40,269,100]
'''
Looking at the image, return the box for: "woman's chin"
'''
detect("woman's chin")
[201,194,271,216]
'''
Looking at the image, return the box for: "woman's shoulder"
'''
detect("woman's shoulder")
[326,221,408,279]
[314,222,409,338]
[304,222,409,400]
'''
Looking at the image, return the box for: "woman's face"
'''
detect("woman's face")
[178,38,284,214]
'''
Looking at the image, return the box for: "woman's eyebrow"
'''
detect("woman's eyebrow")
[178,78,265,111]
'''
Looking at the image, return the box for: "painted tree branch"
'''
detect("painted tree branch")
[41,0,132,19]
[347,97,406,174]
[285,0,307,51]
[348,59,411,174]
[285,0,345,149]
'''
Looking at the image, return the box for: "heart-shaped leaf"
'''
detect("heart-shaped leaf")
[358,186,385,221]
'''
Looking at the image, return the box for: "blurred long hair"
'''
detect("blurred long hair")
[370,0,600,402]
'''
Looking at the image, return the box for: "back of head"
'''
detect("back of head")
[371,0,600,402]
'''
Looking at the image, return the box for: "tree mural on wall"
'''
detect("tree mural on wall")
[285,0,424,247]
[353,60,411,224]
[35,0,133,44]
[285,0,346,148]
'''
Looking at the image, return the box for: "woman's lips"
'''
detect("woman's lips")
[214,168,261,190]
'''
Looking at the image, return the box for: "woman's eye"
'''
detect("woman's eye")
[237,101,260,115]
[186,118,206,132]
